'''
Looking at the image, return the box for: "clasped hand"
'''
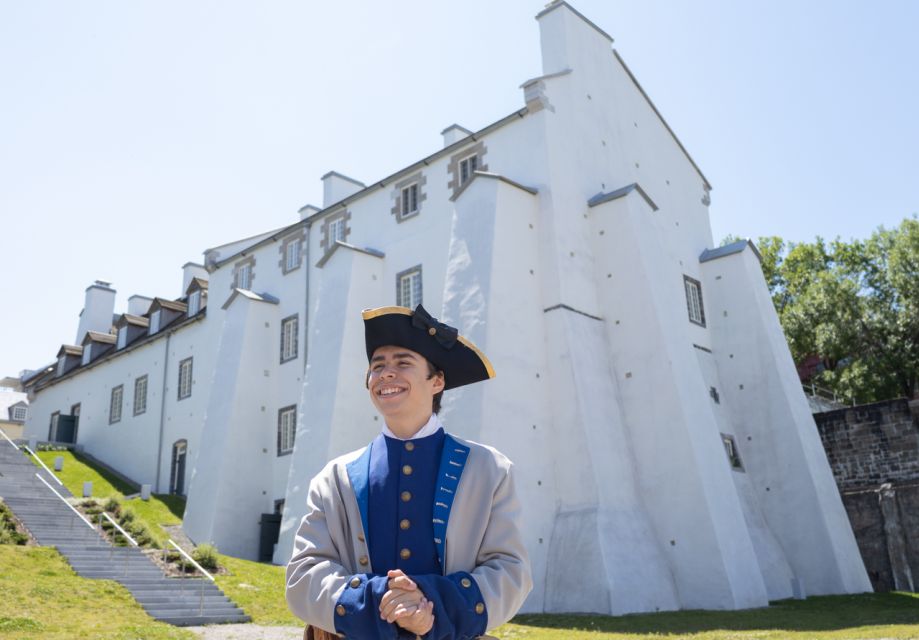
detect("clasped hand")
[379,569,434,636]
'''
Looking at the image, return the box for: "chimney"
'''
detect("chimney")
[441,124,473,148]
[321,171,365,208]
[181,262,208,295]
[75,280,116,343]
[127,295,154,316]
[298,204,321,221]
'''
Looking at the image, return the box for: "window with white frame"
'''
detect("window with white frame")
[401,183,419,218]
[81,345,92,366]
[459,154,478,185]
[49,411,60,439]
[397,266,423,309]
[285,240,301,272]
[187,290,201,316]
[117,327,127,349]
[721,433,744,471]
[149,310,161,334]
[684,275,706,327]
[134,375,148,416]
[178,357,193,400]
[280,315,298,363]
[329,217,346,245]
[277,405,296,455]
[237,263,252,290]
[109,385,123,424]
[11,406,27,422]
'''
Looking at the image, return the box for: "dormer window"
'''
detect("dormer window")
[149,310,161,335]
[188,290,201,316]
[81,345,92,366]
[117,326,127,349]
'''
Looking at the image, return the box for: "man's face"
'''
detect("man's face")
[367,345,444,424]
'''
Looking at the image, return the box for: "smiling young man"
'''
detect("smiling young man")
[286,305,532,640]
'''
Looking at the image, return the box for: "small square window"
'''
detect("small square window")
[178,357,193,400]
[280,315,299,363]
[684,275,706,327]
[459,155,478,185]
[278,406,297,455]
[401,183,419,218]
[109,385,124,424]
[397,266,423,309]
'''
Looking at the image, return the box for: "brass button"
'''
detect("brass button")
[461,578,472,588]
[400,519,411,530]
[475,602,485,614]
[350,577,361,588]
[401,491,412,502]
[357,532,365,542]
[428,327,437,336]
[358,555,369,566]
[402,464,413,476]
[400,548,411,560]
[405,441,415,452]
[336,604,346,616]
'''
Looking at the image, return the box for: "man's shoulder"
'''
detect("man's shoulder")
[445,432,513,474]
[314,444,369,479]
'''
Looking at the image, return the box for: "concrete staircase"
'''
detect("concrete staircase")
[0,439,250,626]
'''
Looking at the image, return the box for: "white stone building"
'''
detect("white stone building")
[24,1,870,615]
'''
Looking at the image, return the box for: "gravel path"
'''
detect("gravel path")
[186,624,304,639]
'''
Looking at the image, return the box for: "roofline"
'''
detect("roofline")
[213,106,530,269]
[204,225,289,255]
[612,49,712,191]
[699,239,762,264]
[449,170,538,202]
[321,170,366,187]
[535,1,614,43]
[588,182,658,211]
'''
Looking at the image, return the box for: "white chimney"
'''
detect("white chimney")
[127,295,154,317]
[321,171,365,208]
[441,124,473,148]
[75,281,116,343]
[181,262,208,295]
[298,204,321,221]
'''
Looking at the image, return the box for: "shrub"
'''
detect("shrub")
[118,509,135,524]
[191,543,219,572]
[103,497,120,514]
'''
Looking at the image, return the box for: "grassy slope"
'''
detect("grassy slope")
[0,545,193,640]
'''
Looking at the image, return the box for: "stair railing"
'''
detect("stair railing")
[102,512,137,576]
[168,538,213,615]
[35,473,94,531]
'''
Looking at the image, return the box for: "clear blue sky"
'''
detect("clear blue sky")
[1,0,917,379]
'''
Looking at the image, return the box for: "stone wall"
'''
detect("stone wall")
[815,399,919,592]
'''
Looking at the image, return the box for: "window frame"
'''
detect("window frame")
[149,310,161,335]
[109,385,124,424]
[177,357,193,400]
[49,411,60,440]
[459,154,478,185]
[396,265,423,309]
[134,375,149,416]
[721,433,744,472]
[187,290,201,316]
[401,183,419,218]
[328,217,346,245]
[277,405,297,456]
[237,263,252,290]
[684,275,706,327]
[280,315,299,364]
[285,240,301,272]
[11,406,27,422]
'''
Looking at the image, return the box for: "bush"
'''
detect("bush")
[118,509,135,524]
[191,543,219,572]
[103,497,120,515]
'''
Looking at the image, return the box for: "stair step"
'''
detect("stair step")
[153,614,250,626]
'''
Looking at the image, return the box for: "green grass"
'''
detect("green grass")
[216,553,300,626]
[0,545,193,639]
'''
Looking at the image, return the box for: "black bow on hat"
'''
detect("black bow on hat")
[411,305,458,350]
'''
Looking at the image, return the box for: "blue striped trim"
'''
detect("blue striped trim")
[433,435,470,574]
[345,444,372,550]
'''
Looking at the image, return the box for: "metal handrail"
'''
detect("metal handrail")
[0,428,20,451]
[168,539,214,581]
[23,446,64,486]
[35,473,94,530]
[103,512,138,547]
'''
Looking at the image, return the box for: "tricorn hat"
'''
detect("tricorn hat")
[362,305,494,390]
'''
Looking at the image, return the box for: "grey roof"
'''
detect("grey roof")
[117,314,150,328]
[451,170,538,202]
[221,289,280,310]
[83,331,117,345]
[588,183,658,211]
[185,277,209,294]
[315,241,386,269]
[699,239,762,264]
[151,298,188,313]
[56,345,84,357]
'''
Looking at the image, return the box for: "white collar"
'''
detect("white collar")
[382,413,443,441]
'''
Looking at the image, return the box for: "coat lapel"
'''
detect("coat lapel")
[433,434,470,574]
[345,443,373,547]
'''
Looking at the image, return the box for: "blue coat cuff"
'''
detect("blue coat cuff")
[411,571,488,640]
[333,574,399,639]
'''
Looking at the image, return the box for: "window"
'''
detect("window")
[188,290,201,316]
[397,266,423,308]
[459,154,478,185]
[81,345,92,366]
[721,434,744,471]
[109,385,123,424]
[134,375,148,416]
[11,406,27,422]
[117,327,127,349]
[57,356,66,376]
[237,264,252,290]
[401,183,419,218]
[285,240,301,272]
[49,411,60,440]
[277,406,296,455]
[178,358,193,400]
[684,275,706,327]
[329,217,346,245]
[280,315,299,363]
[149,310,161,334]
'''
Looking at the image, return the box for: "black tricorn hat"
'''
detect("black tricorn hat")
[362,305,494,391]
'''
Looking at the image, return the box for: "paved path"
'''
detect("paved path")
[187,624,303,639]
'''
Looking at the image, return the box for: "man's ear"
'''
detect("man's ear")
[431,371,445,394]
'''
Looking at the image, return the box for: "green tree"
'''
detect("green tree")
[729,217,919,404]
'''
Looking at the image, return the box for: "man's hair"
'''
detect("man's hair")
[364,358,445,414]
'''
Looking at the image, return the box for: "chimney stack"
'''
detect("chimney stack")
[75,280,116,343]
[441,124,473,148]
[321,172,365,208]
